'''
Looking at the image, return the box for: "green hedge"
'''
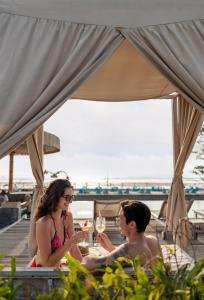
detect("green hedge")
[0,254,204,300]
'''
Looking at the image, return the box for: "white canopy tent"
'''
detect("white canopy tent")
[0,0,204,250]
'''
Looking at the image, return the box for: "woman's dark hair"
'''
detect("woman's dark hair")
[35,179,73,221]
[121,200,151,233]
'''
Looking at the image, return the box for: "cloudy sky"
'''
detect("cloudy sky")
[0,98,199,185]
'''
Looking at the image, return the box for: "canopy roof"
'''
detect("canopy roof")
[1,0,203,102]
[0,0,203,155]
[12,131,60,155]
[73,40,175,101]
[1,0,204,249]
[1,0,204,27]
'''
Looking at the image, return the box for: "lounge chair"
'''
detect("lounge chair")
[93,199,121,222]
[188,209,204,240]
[151,199,194,234]
[93,199,124,244]
[193,209,204,218]
[151,199,194,221]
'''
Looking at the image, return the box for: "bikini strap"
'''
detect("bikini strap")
[50,215,57,233]
[63,215,69,243]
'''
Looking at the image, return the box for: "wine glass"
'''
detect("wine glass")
[79,220,92,246]
[95,217,106,248]
[95,217,106,233]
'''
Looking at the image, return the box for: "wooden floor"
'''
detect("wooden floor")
[0,220,30,266]
[0,219,203,267]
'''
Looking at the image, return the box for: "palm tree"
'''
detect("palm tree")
[44,170,69,180]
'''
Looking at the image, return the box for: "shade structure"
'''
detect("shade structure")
[73,40,175,101]
[0,0,204,249]
[8,131,60,192]
[1,0,204,158]
[12,131,60,156]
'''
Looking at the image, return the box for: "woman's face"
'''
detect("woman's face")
[57,187,74,210]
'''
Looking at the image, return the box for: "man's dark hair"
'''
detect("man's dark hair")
[121,200,151,233]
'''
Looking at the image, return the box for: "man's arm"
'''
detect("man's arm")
[83,243,129,269]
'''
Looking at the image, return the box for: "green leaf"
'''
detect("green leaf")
[186,258,204,284]
[10,257,16,276]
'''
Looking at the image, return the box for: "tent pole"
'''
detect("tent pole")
[8,152,14,193]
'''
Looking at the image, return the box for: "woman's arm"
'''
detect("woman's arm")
[36,218,85,266]
[65,212,83,262]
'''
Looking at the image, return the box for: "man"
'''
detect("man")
[83,200,160,269]
[0,190,9,203]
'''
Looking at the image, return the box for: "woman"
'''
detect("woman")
[30,179,86,267]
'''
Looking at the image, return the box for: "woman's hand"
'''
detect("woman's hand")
[96,233,115,252]
[69,231,87,245]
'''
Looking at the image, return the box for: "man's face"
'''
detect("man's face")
[118,208,130,236]
[118,208,137,237]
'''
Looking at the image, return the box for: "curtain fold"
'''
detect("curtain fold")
[26,126,44,257]
[122,19,204,114]
[0,12,124,158]
[167,95,203,248]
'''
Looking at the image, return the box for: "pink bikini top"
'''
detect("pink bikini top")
[50,216,69,253]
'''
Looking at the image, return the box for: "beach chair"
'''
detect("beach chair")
[151,199,194,221]
[189,218,204,240]
[94,199,121,222]
[151,199,194,234]
[1,201,28,216]
[187,209,204,240]
[93,199,124,244]
[193,209,204,218]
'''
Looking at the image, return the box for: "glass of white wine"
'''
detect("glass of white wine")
[94,217,106,248]
[95,217,106,233]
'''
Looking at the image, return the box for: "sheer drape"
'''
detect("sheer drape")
[167,95,203,247]
[26,126,44,257]
[122,19,204,114]
[123,22,204,247]
[0,12,123,158]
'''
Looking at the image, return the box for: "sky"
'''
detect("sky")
[0,98,200,186]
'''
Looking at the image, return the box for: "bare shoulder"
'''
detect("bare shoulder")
[146,235,161,255]
[36,215,52,229]
[146,235,158,243]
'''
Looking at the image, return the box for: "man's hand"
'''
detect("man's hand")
[96,232,115,252]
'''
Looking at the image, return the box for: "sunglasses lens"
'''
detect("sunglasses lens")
[64,195,74,201]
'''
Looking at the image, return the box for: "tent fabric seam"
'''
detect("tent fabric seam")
[0,10,204,30]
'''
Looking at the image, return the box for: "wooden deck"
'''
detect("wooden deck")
[0,219,30,266]
[0,219,203,267]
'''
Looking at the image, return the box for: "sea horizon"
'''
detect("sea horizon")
[0,175,203,190]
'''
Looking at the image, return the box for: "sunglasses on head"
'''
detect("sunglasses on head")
[63,195,75,201]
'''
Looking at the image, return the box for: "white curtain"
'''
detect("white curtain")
[26,126,44,257]
[0,12,123,158]
[123,19,204,114]
[166,96,203,247]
